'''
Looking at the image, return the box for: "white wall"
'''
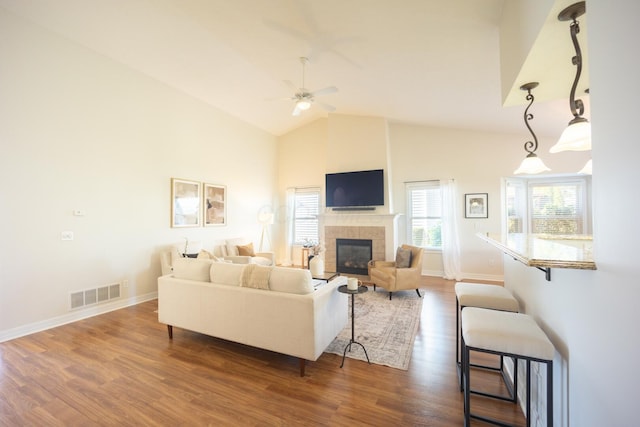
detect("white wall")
[275,118,328,265]
[502,0,640,425]
[0,10,277,338]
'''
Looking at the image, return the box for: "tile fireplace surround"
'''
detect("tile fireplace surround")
[321,213,401,274]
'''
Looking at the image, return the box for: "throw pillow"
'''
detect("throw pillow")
[237,242,256,257]
[395,246,412,268]
[241,264,271,290]
[197,250,220,261]
[225,238,245,256]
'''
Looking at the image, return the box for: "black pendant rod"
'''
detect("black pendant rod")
[559,2,587,122]
[520,82,539,155]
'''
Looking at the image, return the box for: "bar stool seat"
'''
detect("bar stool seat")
[455,282,520,313]
[455,282,520,392]
[462,307,554,427]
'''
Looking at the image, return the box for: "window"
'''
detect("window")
[504,176,591,235]
[406,181,442,249]
[293,188,320,244]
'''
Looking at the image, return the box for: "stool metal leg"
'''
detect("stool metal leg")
[526,359,531,427]
[465,347,554,427]
[547,360,554,427]
[462,335,471,427]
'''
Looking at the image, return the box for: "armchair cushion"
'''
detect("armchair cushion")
[395,246,412,268]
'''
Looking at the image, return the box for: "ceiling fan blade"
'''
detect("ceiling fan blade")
[283,80,299,92]
[311,86,338,96]
[265,96,295,102]
[292,105,302,116]
[316,101,336,112]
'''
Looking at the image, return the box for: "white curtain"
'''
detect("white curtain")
[282,187,296,266]
[441,179,462,280]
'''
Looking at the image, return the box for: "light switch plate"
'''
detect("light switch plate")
[61,231,74,241]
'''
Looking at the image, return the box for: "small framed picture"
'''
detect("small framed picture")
[171,178,201,227]
[465,193,488,218]
[203,183,226,226]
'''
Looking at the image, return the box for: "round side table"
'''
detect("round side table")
[337,284,371,367]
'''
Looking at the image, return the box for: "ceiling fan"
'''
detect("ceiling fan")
[283,57,338,116]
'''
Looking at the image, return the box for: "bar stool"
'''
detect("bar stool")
[455,282,520,393]
[461,307,554,427]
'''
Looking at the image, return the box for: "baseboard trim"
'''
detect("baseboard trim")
[0,292,158,343]
[460,272,504,283]
[421,270,504,283]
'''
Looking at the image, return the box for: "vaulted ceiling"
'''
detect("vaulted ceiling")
[1,0,590,137]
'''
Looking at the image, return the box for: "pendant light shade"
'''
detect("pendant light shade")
[578,158,592,175]
[514,82,550,175]
[514,153,551,175]
[550,1,591,153]
[551,117,591,152]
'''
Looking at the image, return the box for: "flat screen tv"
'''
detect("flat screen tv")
[325,169,384,208]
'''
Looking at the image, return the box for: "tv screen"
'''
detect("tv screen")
[325,169,384,208]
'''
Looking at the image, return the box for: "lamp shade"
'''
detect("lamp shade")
[578,158,592,175]
[550,118,591,153]
[258,212,274,225]
[514,153,551,175]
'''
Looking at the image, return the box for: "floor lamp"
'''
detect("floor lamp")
[258,213,274,252]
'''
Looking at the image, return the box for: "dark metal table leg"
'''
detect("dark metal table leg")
[340,292,370,367]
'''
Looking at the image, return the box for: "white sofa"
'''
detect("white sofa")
[211,238,274,266]
[160,239,274,276]
[158,258,348,376]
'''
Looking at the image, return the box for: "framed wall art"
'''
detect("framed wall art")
[171,178,201,227]
[203,183,226,226]
[465,193,488,218]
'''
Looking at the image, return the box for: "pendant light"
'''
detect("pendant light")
[550,1,591,153]
[578,159,592,174]
[514,82,551,175]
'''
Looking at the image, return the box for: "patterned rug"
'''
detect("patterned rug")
[324,286,424,370]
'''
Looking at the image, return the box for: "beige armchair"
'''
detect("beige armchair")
[367,244,424,300]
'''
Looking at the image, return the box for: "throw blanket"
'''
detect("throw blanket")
[241,264,272,290]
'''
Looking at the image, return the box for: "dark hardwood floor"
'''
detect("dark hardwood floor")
[0,277,525,426]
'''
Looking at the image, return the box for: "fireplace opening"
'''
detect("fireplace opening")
[336,238,372,275]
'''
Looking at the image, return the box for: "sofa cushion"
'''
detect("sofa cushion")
[269,267,314,295]
[210,262,246,286]
[241,264,271,290]
[225,238,245,256]
[252,256,272,266]
[172,258,215,282]
[237,242,256,257]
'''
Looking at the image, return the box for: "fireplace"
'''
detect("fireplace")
[336,238,372,275]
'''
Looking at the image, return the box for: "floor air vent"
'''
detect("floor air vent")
[70,283,121,310]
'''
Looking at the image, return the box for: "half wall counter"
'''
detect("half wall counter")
[477,233,596,281]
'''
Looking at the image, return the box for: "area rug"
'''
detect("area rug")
[324,287,424,370]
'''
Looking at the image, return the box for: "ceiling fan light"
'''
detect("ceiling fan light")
[296,99,311,111]
[514,153,551,175]
[550,118,592,153]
